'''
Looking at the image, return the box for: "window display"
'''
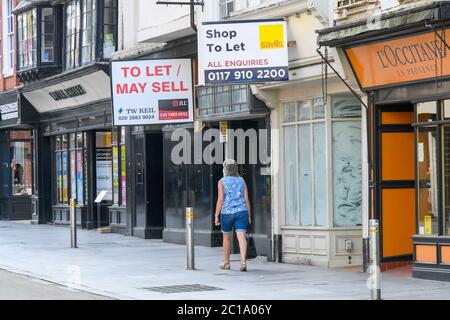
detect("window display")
[96,131,113,202]
[10,130,33,196]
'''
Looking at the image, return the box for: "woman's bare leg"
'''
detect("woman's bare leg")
[223,233,231,264]
[236,231,247,263]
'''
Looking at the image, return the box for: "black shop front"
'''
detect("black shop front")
[22,64,130,232]
[0,89,39,221]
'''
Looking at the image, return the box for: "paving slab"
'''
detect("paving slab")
[0,221,449,300]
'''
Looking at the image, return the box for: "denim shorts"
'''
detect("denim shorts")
[220,210,249,233]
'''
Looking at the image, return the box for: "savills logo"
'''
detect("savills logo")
[259,24,284,50]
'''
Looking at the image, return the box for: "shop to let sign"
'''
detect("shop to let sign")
[198,20,289,85]
[346,28,450,89]
[111,59,194,125]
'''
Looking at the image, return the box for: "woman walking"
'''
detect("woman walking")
[214,159,252,271]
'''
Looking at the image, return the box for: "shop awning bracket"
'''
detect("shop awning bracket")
[316,47,368,110]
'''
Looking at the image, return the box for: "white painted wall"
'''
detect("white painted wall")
[118,0,201,50]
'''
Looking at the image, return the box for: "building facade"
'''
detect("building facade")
[10,0,123,232]
[218,0,367,267]
[94,0,367,265]
[319,0,450,280]
[0,0,39,222]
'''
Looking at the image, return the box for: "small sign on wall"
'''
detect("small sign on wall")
[220,121,228,143]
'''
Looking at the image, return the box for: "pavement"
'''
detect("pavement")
[1,220,450,300]
[0,269,110,300]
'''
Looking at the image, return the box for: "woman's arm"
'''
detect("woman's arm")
[244,182,251,224]
[214,180,224,226]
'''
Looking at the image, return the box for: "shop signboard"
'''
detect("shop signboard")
[0,102,18,121]
[111,59,194,125]
[198,19,289,85]
[345,28,450,89]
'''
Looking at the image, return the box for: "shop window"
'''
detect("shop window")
[17,9,37,70]
[332,95,362,227]
[283,96,362,228]
[68,133,86,205]
[55,134,69,204]
[415,99,450,236]
[282,98,328,227]
[2,0,14,75]
[10,130,33,196]
[418,126,438,235]
[111,127,126,206]
[96,131,113,202]
[443,101,450,235]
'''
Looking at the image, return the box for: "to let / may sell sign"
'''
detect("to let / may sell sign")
[111,59,193,125]
[198,20,289,85]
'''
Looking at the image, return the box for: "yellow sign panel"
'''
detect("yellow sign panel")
[220,121,228,143]
[424,215,432,235]
[259,24,284,50]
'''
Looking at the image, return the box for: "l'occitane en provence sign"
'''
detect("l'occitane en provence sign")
[345,29,450,89]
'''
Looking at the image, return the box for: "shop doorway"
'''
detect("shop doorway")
[377,104,416,263]
[226,118,272,256]
[131,130,164,239]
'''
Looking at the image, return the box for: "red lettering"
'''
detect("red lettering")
[163,65,172,75]
[116,83,128,94]
[152,82,161,92]
[121,67,130,77]
[179,81,188,91]
[162,82,170,92]
[138,82,147,92]
[147,65,172,76]
[129,83,139,94]
[130,67,141,77]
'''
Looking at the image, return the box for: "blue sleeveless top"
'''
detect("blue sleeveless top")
[221,176,248,215]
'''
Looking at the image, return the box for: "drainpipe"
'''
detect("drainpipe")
[190,0,197,33]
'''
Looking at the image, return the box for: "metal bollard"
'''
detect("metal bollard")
[186,207,195,270]
[369,219,381,300]
[70,198,77,248]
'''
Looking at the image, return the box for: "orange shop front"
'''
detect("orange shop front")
[318,3,450,281]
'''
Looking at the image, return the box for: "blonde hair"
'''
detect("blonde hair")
[223,159,239,177]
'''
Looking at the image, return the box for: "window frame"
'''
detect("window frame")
[219,0,235,18]
[16,8,38,71]
[16,6,58,72]
[281,95,363,229]
[40,6,56,64]
[2,0,14,76]
[414,99,450,236]
[63,0,118,70]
